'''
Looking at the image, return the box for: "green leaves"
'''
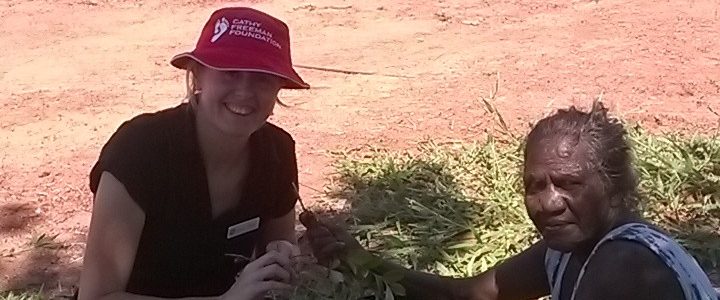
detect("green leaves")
[630,128,720,270]
[332,139,537,277]
[289,246,406,299]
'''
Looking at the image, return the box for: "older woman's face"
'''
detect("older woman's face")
[523,136,613,252]
[194,66,284,136]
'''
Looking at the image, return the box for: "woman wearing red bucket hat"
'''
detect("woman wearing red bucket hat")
[79,7,308,300]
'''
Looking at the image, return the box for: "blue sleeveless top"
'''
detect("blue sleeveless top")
[544,223,719,300]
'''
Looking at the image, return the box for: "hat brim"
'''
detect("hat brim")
[170,49,310,89]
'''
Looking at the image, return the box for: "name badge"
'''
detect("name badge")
[227,217,260,239]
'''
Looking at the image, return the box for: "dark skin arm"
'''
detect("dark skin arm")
[301,213,550,300]
[373,241,550,300]
[574,240,685,300]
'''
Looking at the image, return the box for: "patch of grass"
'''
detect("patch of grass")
[29,233,63,251]
[1,233,64,258]
[631,127,720,269]
[329,127,720,280]
[331,139,536,277]
[0,290,44,300]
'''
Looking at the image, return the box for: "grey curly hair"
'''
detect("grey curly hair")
[524,101,640,212]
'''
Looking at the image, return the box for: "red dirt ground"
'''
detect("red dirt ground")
[1,0,719,296]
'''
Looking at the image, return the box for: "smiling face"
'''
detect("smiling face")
[194,66,285,137]
[523,136,613,252]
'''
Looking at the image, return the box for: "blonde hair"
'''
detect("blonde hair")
[182,61,289,108]
[184,62,200,110]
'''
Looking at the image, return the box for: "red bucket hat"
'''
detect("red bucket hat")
[171,7,309,89]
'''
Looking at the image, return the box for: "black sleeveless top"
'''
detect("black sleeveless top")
[89,103,298,297]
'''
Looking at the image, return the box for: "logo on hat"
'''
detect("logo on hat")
[211,17,230,43]
[170,7,310,89]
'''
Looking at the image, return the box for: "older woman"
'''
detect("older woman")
[303,102,719,300]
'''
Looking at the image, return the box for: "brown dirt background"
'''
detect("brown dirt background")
[1,0,719,296]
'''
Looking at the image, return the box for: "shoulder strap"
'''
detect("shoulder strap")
[545,248,571,299]
[570,223,718,300]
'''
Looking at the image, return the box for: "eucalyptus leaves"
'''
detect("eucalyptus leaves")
[287,248,406,300]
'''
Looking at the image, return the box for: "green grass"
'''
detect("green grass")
[0,290,43,300]
[329,126,720,280]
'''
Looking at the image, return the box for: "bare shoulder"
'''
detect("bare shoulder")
[576,240,685,300]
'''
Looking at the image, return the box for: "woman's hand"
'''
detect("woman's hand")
[220,247,294,300]
[266,240,303,281]
[266,240,301,262]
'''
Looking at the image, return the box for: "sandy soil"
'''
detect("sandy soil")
[1,0,718,295]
